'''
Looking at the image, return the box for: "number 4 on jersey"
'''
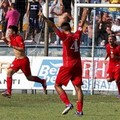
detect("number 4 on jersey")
[70,40,79,52]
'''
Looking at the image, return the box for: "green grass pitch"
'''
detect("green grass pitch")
[0,93,120,120]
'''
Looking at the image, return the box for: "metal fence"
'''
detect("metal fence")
[0,44,106,57]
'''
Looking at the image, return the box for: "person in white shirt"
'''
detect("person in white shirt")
[111,16,120,44]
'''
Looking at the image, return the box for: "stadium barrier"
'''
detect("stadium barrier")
[0,56,117,93]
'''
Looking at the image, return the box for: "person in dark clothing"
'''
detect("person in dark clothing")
[15,0,28,32]
[26,0,42,42]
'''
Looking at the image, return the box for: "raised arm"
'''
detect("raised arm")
[67,12,74,21]
[42,15,58,31]
[50,5,63,16]
[8,0,12,6]
[78,8,89,28]
[59,0,63,6]
[0,0,5,7]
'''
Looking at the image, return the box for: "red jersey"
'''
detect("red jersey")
[55,27,82,66]
[106,44,120,66]
[9,35,31,76]
[10,35,25,49]
[106,44,120,81]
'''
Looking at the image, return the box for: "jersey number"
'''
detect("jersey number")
[70,40,79,52]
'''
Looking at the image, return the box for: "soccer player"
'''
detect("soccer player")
[42,8,88,116]
[104,34,120,98]
[1,25,47,98]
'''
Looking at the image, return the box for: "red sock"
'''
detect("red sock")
[116,82,120,95]
[59,92,70,106]
[32,76,44,84]
[6,77,12,95]
[76,101,83,112]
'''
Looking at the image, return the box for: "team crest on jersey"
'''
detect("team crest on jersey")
[34,59,62,87]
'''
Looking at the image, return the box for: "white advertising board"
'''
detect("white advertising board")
[0,56,117,91]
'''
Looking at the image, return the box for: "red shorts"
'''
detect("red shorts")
[107,64,120,81]
[8,57,31,76]
[56,60,82,86]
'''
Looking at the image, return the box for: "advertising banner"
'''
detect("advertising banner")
[0,56,117,91]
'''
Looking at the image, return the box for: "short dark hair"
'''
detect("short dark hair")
[8,25,18,34]
[108,34,116,41]
[60,22,71,31]
[11,3,16,9]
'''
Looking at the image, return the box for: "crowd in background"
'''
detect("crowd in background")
[0,0,119,46]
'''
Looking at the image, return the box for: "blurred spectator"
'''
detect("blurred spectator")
[26,0,42,42]
[50,5,74,27]
[81,26,88,46]
[101,25,114,45]
[111,16,120,43]
[90,0,101,3]
[87,22,93,46]
[0,0,11,38]
[5,3,20,28]
[59,0,74,21]
[88,0,101,21]
[48,0,58,44]
[50,3,74,45]
[15,0,28,32]
[5,3,20,37]
[96,11,112,45]
[76,0,86,20]
[100,0,109,12]
[105,0,120,19]
[101,11,112,22]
